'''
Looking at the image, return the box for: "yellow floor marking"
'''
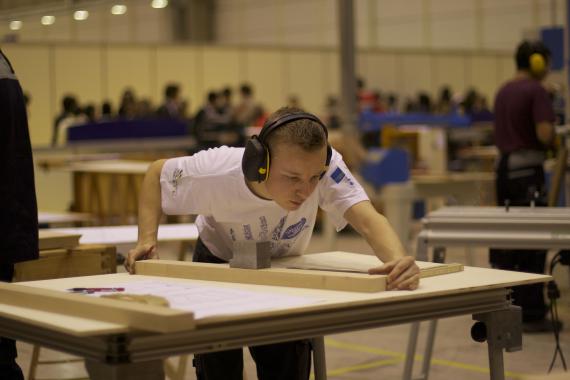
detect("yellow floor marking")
[310,358,401,379]
[325,338,529,379]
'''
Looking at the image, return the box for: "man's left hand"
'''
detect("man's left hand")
[368,256,420,290]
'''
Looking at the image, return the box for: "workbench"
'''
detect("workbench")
[405,206,570,380]
[0,258,549,380]
[49,223,199,261]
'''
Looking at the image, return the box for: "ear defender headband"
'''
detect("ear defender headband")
[242,112,332,182]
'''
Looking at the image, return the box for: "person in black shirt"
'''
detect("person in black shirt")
[0,49,39,380]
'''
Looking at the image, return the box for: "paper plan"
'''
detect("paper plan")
[91,280,324,319]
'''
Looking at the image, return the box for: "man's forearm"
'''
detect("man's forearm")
[345,201,407,263]
[137,160,166,245]
[364,214,407,262]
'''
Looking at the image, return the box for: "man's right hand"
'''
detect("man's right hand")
[125,244,158,274]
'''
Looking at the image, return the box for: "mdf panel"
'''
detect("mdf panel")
[201,47,241,96]
[155,46,202,114]
[53,46,103,115]
[361,51,399,94]
[400,54,432,97]
[432,55,466,97]
[285,50,325,114]
[243,49,286,113]
[2,45,52,146]
[468,55,502,105]
[106,46,153,109]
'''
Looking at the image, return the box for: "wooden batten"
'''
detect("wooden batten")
[136,260,387,292]
[419,263,463,278]
[14,244,117,282]
[38,230,81,250]
[0,282,195,333]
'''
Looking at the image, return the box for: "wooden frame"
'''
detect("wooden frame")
[135,259,463,293]
[0,282,194,334]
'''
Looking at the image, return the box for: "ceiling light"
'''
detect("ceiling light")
[111,5,127,15]
[74,10,89,21]
[151,0,168,9]
[41,16,56,26]
[9,21,22,31]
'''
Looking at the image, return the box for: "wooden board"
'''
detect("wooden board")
[136,253,463,293]
[14,244,117,282]
[272,252,463,278]
[38,230,81,250]
[0,282,194,333]
[136,260,388,292]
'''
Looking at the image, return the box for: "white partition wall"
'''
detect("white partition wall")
[243,49,287,113]
[155,46,202,114]
[2,42,514,146]
[106,46,155,106]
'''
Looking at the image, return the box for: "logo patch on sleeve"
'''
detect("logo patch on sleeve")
[330,167,345,183]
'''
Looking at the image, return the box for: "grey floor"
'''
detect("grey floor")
[15,227,570,380]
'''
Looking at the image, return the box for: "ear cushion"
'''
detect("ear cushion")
[319,145,333,179]
[242,137,268,182]
[529,53,546,76]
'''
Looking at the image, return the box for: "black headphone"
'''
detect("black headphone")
[516,40,550,78]
[242,112,332,182]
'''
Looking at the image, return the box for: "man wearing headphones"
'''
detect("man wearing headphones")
[491,40,556,332]
[126,106,419,380]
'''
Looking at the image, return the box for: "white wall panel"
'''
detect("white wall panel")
[202,47,242,94]
[106,46,153,108]
[482,0,534,50]
[53,46,104,107]
[321,51,341,110]
[360,52,400,94]
[243,49,286,113]
[468,55,501,105]
[285,50,326,113]
[155,46,202,114]
[400,54,432,97]
[432,55,466,96]
[2,45,52,145]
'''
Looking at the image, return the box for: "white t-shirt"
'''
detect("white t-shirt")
[160,146,369,261]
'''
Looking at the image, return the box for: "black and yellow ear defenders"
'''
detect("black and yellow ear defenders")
[529,52,547,77]
[241,112,332,183]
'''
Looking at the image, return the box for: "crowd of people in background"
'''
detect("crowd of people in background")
[50,78,503,149]
[355,78,494,122]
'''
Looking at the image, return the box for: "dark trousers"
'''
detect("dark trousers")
[490,154,547,322]
[192,239,312,380]
[0,263,24,380]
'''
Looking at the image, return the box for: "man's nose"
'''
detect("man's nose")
[296,181,313,199]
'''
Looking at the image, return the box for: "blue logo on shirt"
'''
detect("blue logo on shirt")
[331,167,345,183]
[282,218,307,239]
